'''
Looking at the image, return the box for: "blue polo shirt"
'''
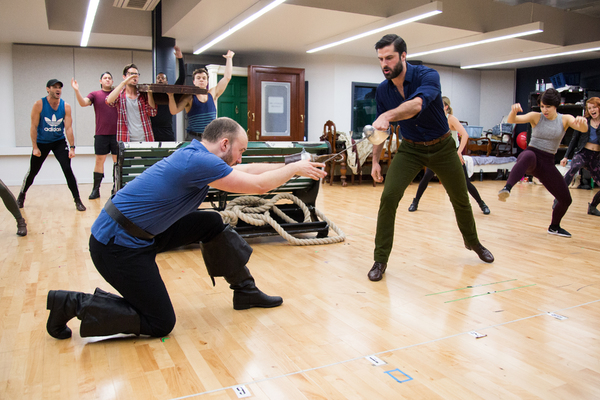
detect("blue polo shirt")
[91,140,232,248]
[375,62,449,142]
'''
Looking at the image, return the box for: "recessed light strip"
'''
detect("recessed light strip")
[81,0,100,47]
[194,0,286,54]
[461,45,600,69]
[408,22,543,58]
[306,2,443,54]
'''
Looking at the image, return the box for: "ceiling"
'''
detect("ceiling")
[1,0,600,69]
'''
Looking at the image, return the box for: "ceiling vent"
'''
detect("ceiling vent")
[113,0,160,11]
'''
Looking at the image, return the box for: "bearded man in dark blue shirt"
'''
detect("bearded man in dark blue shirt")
[367,34,494,282]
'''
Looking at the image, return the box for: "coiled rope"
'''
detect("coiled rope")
[218,193,345,245]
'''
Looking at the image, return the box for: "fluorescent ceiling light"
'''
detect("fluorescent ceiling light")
[306,2,443,54]
[408,22,543,58]
[194,0,286,54]
[461,43,600,69]
[81,0,100,47]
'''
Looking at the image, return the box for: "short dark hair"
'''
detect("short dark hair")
[539,88,561,108]
[202,117,243,144]
[375,34,407,55]
[100,71,112,88]
[193,68,208,80]
[122,63,138,76]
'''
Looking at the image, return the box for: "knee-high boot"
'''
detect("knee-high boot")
[89,172,103,199]
[46,288,141,339]
[200,225,283,310]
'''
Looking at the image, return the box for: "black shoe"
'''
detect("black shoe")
[17,192,25,208]
[588,203,600,216]
[465,242,494,263]
[89,187,100,200]
[498,187,510,202]
[479,202,490,215]
[548,225,571,238]
[16,218,27,236]
[233,289,283,310]
[75,198,86,211]
[368,262,387,281]
[408,198,419,212]
[494,170,504,180]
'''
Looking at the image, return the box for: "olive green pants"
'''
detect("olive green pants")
[374,136,479,263]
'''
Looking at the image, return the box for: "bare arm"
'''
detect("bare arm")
[146,91,156,110]
[30,100,43,156]
[71,78,92,107]
[564,114,588,132]
[210,160,326,194]
[64,104,76,158]
[212,50,234,101]
[168,93,191,115]
[506,103,540,125]
[106,75,136,105]
[449,114,468,161]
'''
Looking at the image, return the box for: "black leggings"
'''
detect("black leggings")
[414,164,483,204]
[564,148,600,208]
[20,139,80,199]
[89,210,226,337]
[0,178,22,221]
[506,146,571,226]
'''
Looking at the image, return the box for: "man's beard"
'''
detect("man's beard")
[383,61,403,80]
[222,147,236,166]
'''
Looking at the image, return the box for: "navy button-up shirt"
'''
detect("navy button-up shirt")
[376,62,449,142]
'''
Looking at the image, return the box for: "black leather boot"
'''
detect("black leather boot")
[46,290,93,339]
[16,217,27,236]
[408,198,419,212]
[89,172,103,199]
[227,267,283,310]
[79,288,141,338]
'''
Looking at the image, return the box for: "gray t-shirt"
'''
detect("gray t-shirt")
[529,113,565,154]
[126,96,145,142]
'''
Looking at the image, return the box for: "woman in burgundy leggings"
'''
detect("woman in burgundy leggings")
[560,97,600,217]
[498,88,588,238]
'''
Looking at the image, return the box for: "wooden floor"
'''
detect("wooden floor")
[1,178,599,399]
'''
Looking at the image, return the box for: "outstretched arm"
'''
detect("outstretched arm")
[71,78,92,107]
[212,50,234,101]
[210,160,326,194]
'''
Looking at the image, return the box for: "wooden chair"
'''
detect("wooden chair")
[464,125,491,156]
[320,120,349,186]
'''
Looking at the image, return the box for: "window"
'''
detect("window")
[351,82,378,139]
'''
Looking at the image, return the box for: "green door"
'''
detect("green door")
[217,75,248,131]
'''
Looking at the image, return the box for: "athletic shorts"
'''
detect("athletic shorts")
[94,135,119,156]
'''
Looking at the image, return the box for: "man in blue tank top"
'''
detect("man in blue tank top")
[17,79,86,212]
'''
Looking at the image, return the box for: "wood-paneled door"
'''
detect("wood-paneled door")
[217,75,248,131]
[247,65,305,142]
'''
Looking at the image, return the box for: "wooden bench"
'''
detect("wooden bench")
[114,141,332,238]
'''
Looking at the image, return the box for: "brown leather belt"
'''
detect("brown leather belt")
[402,131,451,146]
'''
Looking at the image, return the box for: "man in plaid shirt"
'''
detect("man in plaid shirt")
[106,63,157,142]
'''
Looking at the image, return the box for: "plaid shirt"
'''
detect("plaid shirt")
[106,89,157,142]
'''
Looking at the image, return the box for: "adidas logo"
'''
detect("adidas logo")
[45,114,63,126]
[44,114,63,132]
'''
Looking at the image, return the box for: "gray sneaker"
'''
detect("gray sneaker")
[498,188,510,202]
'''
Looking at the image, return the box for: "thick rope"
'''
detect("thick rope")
[218,193,345,245]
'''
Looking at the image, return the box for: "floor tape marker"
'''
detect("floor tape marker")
[444,284,536,303]
[426,279,518,296]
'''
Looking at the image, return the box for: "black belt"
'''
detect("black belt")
[403,131,451,146]
[104,198,155,240]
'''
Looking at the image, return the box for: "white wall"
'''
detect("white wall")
[1,44,517,186]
